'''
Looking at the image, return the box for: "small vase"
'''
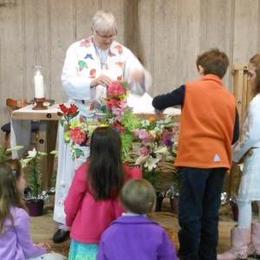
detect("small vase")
[155,192,165,212]
[26,199,44,217]
[170,196,179,215]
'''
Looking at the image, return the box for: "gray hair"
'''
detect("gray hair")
[91,10,117,33]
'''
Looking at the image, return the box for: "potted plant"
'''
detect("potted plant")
[0,145,24,180]
[21,148,47,216]
[0,145,23,163]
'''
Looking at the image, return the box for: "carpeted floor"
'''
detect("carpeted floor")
[30,199,258,259]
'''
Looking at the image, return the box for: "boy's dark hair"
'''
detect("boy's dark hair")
[120,179,155,214]
[88,127,124,200]
[249,54,260,96]
[196,48,229,79]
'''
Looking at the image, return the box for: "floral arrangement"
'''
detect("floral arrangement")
[59,103,90,158]
[131,116,179,171]
[59,81,180,190]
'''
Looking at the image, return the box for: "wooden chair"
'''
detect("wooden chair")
[1,98,40,148]
[226,65,253,199]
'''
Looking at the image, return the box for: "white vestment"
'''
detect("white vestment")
[233,94,260,202]
[53,37,152,224]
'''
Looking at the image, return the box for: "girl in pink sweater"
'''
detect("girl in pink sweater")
[64,127,142,260]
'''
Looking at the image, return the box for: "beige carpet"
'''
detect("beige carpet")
[30,200,239,258]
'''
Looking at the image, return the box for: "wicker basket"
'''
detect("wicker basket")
[144,161,178,192]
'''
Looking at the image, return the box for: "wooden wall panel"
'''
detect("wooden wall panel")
[1,0,260,142]
[23,0,49,101]
[152,0,178,95]
[75,0,101,40]
[48,0,74,102]
[174,0,201,91]
[0,1,24,132]
[258,3,260,51]
[138,0,154,78]
[199,0,234,52]
[233,0,259,64]
[199,0,235,87]
[100,0,125,43]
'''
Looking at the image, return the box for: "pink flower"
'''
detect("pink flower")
[107,81,126,97]
[111,107,125,121]
[137,129,149,140]
[70,127,87,145]
[140,146,150,156]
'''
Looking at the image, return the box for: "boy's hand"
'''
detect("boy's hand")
[155,109,163,115]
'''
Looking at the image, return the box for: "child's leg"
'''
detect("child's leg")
[68,240,98,260]
[237,200,252,228]
[199,168,226,260]
[218,201,253,259]
[178,167,225,259]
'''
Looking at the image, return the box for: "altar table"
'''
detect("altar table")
[11,104,62,189]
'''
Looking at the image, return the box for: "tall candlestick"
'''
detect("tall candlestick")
[34,69,44,98]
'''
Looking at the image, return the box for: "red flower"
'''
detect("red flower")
[68,104,79,116]
[107,98,122,109]
[70,127,87,145]
[59,104,69,114]
[59,104,79,117]
[113,121,125,133]
[107,81,126,97]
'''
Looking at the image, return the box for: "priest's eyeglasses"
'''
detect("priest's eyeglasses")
[95,30,117,39]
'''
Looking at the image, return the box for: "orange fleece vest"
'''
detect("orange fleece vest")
[175,74,236,169]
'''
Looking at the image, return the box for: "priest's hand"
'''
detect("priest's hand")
[90,74,112,88]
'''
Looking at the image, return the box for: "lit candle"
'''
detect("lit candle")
[34,69,44,99]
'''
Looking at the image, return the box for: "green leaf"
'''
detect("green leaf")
[122,112,141,131]
[74,148,84,158]
[6,145,23,153]
[121,133,133,161]
[64,131,71,142]
[78,60,88,70]
[50,150,58,157]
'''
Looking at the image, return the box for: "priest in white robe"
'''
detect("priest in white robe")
[53,10,157,243]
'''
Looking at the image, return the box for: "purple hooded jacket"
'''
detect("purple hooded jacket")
[98,215,178,260]
[0,207,46,260]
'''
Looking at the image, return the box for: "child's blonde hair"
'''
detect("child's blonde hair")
[0,160,25,233]
[120,179,155,214]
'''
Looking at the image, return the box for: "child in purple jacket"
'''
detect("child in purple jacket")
[0,160,65,260]
[98,179,178,260]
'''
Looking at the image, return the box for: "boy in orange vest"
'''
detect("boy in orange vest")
[152,49,239,260]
